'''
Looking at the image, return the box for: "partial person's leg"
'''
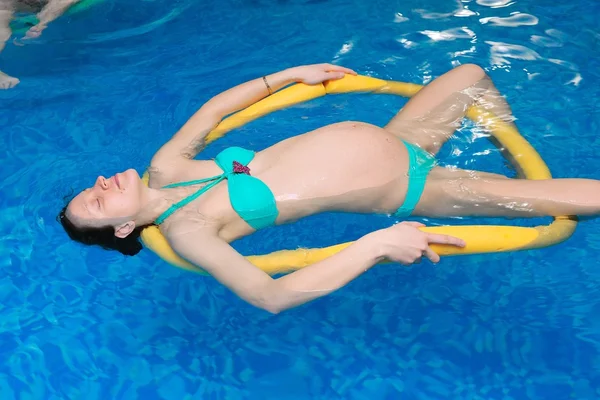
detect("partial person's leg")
[415,175,600,218]
[427,166,509,182]
[23,0,82,39]
[0,0,18,89]
[384,64,515,155]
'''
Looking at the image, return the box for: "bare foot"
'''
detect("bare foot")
[0,71,19,89]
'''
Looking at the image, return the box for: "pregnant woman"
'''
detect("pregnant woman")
[59,63,600,313]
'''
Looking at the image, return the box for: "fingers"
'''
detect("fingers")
[325,64,357,75]
[325,71,346,80]
[298,63,358,84]
[422,247,440,263]
[425,233,466,248]
[318,63,357,75]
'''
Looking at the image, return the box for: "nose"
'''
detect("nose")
[95,176,109,190]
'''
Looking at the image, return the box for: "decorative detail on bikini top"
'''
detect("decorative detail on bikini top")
[232,161,251,175]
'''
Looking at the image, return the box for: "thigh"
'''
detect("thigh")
[427,166,509,181]
[413,167,510,217]
[414,171,599,218]
[385,64,489,154]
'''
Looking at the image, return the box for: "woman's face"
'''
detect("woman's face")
[66,169,144,231]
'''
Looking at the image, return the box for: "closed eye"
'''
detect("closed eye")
[96,199,101,209]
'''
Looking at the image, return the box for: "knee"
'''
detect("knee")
[454,64,488,81]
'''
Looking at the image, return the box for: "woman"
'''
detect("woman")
[59,63,599,313]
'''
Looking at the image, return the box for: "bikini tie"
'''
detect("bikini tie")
[232,161,251,175]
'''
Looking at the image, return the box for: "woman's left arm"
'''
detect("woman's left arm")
[152,63,356,164]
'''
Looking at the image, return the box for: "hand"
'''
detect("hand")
[371,221,466,265]
[287,63,357,85]
[23,24,47,40]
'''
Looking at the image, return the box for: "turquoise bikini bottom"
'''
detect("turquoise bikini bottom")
[395,140,438,217]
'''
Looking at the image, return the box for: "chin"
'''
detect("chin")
[124,169,140,184]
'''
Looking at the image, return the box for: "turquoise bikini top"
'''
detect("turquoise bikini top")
[155,147,279,230]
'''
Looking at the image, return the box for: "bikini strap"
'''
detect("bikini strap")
[161,175,221,189]
[155,174,225,225]
[154,146,255,225]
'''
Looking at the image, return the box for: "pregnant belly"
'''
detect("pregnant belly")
[262,123,413,217]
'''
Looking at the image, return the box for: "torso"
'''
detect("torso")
[149,121,412,243]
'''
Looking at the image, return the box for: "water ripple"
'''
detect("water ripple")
[486,40,542,65]
[476,0,514,7]
[480,13,539,27]
[77,2,193,43]
[419,27,476,41]
[548,58,579,71]
[414,0,476,19]
[531,29,567,47]
[393,12,408,23]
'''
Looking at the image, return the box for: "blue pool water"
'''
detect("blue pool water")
[1,0,600,398]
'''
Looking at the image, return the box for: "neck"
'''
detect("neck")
[134,185,193,226]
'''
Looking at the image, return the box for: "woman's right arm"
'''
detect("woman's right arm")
[152,63,356,164]
[172,222,465,314]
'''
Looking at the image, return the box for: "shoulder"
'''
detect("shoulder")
[160,210,223,245]
[166,224,235,270]
[146,157,193,189]
[153,223,224,274]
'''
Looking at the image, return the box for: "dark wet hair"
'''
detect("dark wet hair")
[57,204,150,256]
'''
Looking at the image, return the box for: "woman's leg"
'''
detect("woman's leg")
[0,1,18,89]
[387,64,599,220]
[415,174,600,218]
[384,63,516,156]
